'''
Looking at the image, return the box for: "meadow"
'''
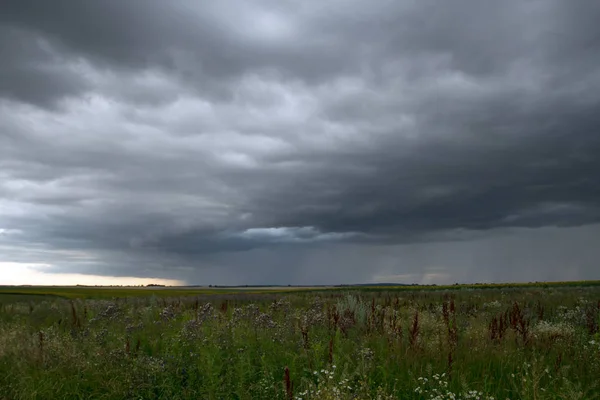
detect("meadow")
[0,283,599,399]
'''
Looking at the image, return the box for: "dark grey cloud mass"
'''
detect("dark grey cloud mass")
[1,0,600,284]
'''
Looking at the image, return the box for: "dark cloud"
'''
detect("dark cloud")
[1,0,600,284]
[0,26,89,107]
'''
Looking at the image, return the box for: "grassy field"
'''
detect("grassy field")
[0,286,298,300]
[1,280,599,299]
[0,283,599,399]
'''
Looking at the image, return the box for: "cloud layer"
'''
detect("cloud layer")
[2,0,600,284]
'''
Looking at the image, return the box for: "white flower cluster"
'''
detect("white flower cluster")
[483,300,502,310]
[295,365,355,400]
[414,373,496,400]
[558,305,586,325]
[532,320,575,340]
[587,339,600,351]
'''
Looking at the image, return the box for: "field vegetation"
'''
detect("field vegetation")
[1,283,599,399]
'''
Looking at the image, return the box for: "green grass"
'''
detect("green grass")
[0,293,64,304]
[0,286,313,300]
[1,283,599,399]
[2,280,599,300]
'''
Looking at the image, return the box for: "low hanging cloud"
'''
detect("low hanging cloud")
[1,0,600,285]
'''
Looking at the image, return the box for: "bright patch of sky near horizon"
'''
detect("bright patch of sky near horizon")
[0,263,184,286]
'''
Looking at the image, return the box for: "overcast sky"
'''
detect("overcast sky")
[1,1,600,286]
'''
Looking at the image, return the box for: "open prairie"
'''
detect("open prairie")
[1,283,599,399]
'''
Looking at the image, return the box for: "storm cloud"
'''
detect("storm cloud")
[1,0,600,285]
